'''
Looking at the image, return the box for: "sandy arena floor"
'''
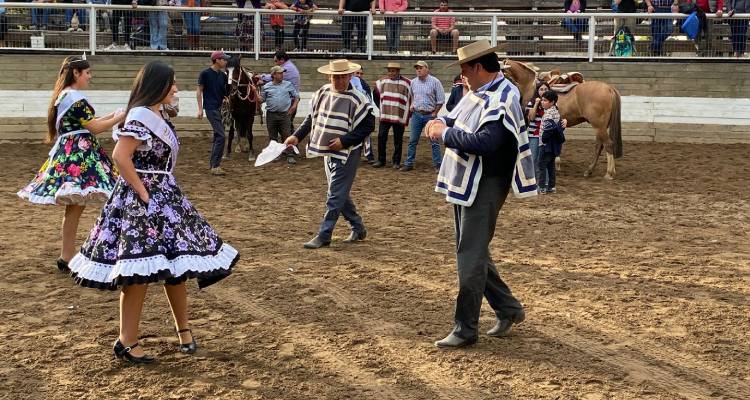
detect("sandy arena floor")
[1,136,749,400]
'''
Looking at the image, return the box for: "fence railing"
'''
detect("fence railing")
[1,3,749,61]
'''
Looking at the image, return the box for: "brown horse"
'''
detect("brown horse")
[502,59,623,180]
[227,55,261,161]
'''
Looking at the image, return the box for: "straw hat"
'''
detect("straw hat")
[317,59,361,75]
[385,62,402,69]
[446,39,505,67]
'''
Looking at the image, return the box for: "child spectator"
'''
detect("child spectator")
[291,0,317,51]
[537,90,565,194]
[266,0,289,50]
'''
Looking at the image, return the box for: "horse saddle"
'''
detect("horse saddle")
[547,71,585,93]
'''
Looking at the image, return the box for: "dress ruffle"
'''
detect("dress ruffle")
[17,184,112,206]
[69,242,238,290]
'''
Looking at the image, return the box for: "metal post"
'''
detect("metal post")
[254,10,261,60]
[367,12,373,60]
[491,15,497,47]
[89,5,97,54]
[588,15,596,62]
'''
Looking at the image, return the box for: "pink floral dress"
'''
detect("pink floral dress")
[17,92,117,205]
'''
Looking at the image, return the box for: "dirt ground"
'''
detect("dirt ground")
[1,136,749,400]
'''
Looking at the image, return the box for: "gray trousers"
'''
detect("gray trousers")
[318,147,365,241]
[451,175,524,339]
[266,111,291,143]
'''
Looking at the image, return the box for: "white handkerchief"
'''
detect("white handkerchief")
[254,140,299,167]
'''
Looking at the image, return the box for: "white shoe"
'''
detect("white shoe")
[105,43,118,50]
[122,43,132,50]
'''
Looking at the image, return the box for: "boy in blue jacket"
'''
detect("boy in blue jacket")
[537,90,565,194]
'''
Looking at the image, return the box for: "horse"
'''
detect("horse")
[501,59,623,180]
[227,55,261,161]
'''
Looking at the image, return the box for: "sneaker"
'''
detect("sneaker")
[372,161,384,168]
[400,165,413,172]
[539,188,547,195]
[210,167,226,176]
[105,43,118,51]
[547,187,556,194]
[392,163,401,170]
[123,43,132,51]
[247,151,256,162]
[287,156,297,165]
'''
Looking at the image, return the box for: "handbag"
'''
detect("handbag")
[681,11,699,40]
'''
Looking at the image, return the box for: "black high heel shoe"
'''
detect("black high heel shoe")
[56,258,70,273]
[176,328,198,354]
[113,339,155,364]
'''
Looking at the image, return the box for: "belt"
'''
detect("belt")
[416,109,435,115]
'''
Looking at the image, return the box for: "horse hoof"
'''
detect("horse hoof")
[583,171,592,178]
[604,174,614,181]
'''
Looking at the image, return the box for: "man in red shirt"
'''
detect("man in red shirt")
[430,0,459,53]
[691,0,724,56]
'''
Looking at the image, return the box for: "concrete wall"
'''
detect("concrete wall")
[1,55,749,143]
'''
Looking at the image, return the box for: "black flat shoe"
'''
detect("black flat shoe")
[56,258,70,273]
[113,339,155,364]
[176,328,198,354]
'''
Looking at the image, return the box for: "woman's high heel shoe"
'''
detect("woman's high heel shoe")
[176,328,198,354]
[56,258,70,273]
[113,339,155,364]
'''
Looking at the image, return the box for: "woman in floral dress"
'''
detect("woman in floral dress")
[68,61,239,364]
[18,55,125,272]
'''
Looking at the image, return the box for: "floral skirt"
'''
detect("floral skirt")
[17,130,117,205]
[69,173,238,290]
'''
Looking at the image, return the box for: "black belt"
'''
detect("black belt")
[416,109,435,115]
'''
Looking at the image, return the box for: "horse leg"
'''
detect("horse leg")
[584,140,604,177]
[605,152,616,180]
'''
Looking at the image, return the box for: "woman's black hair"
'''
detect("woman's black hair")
[532,80,551,102]
[120,61,175,127]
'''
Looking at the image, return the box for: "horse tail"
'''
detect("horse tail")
[609,87,623,159]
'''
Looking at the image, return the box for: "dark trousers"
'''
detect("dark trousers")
[537,151,557,190]
[206,109,226,168]
[384,17,402,52]
[730,18,749,54]
[650,8,673,56]
[451,175,523,340]
[272,25,284,49]
[292,22,310,49]
[342,15,366,51]
[377,121,405,165]
[111,10,133,45]
[318,147,365,241]
[266,111,291,143]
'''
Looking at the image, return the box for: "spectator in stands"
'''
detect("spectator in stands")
[63,0,88,31]
[645,0,680,56]
[373,62,411,169]
[183,0,203,49]
[688,0,724,56]
[90,0,111,33]
[149,0,174,50]
[563,0,587,44]
[430,0,459,54]
[30,0,50,30]
[261,65,300,164]
[291,0,318,51]
[0,0,6,47]
[108,0,137,50]
[266,0,289,50]
[610,0,637,55]
[446,73,467,112]
[338,0,376,53]
[197,51,231,175]
[236,0,262,52]
[728,0,749,57]
[379,0,408,53]
[403,60,444,172]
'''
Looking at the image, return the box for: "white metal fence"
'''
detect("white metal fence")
[1,3,749,61]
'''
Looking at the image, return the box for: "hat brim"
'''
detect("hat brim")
[446,44,506,67]
[317,62,361,75]
[385,65,402,70]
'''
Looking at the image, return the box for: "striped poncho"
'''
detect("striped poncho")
[306,83,374,161]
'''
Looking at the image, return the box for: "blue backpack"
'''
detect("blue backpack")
[614,26,635,57]
[681,11,700,40]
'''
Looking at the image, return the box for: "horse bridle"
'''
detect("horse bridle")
[229,67,259,103]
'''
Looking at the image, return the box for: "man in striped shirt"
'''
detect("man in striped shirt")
[284,59,375,249]
[402,60,445,172]
[373,62,411,169]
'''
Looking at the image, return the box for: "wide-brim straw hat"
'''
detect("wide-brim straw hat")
[317,59,361,75]
[385,62,402,69]
[447,39,505,67]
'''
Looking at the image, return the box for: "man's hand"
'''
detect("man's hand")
[561,119,568,129]
[716,9,723,18]
[338,7,345,15]
[284,136,299,146]
[671,4,679,13]
[197,110,203,119]
[328,138,343,151]
[287,106,297,116]
[425,119,446,141]
[647,4,655,13]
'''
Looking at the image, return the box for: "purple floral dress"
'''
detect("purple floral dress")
[17,93,117,205]
[69,110,238,290]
